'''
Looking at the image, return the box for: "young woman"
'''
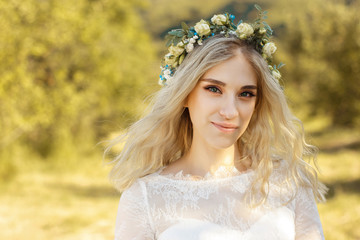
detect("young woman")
[107,7,327,240]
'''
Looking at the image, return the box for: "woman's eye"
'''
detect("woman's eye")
[205,86,221,93]
[240,91,256,97]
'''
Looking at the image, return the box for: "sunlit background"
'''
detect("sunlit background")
[0,0,359,239]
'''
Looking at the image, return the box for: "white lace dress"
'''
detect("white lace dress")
[114,165,324,240]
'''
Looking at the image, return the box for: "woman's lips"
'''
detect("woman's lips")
[211,122,239,133]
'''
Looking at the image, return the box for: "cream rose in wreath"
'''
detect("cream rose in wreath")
[194,19,211,36]
[211,14,227,26]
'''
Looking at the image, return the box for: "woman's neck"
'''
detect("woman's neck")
[179,140,241,176]
[161,136,252,177]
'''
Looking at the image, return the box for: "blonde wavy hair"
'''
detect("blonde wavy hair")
[106,35,327,204]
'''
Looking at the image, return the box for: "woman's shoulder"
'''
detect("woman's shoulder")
[120,178,144,199]
[269,157,314,186]
[268,158,297,191]
[267,158,318,198]
[126,169,166,189]
[120,172,165,205]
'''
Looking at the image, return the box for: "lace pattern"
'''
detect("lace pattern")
[114,162,324,240]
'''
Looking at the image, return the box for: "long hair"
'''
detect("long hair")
[106,35,326,204]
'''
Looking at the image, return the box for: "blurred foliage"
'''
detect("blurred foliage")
[0,0,157,174]
[141,0,234,36]
[272,0,360,127]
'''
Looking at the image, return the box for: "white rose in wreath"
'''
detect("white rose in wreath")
[272,69,281,80]
[194,19,211,36]
[186,43,194,53]
[211,14,227,25]
[168,45,184,57]
[236,23,254,39]
[263,42,277,57]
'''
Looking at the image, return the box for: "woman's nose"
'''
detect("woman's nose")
[219,96,239,119]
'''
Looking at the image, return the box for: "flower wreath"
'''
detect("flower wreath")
[159,4,284,86]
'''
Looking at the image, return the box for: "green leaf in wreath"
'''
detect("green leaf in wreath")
[181,22,189,31]
[179,54,185,65]
[255,4,262,11]
[173,38,182,46]
[277,62,285,69]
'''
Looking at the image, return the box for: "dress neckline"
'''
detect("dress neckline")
[155,165,254,182]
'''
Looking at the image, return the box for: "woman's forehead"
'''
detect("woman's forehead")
[200,52,257,87]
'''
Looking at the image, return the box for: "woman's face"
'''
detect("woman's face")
[186,50,257,149]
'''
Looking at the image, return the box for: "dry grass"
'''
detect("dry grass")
[0,157,119,240]
[312,128,360,240]
[317,150,360,240]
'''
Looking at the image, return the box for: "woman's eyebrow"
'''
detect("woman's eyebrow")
[241,85,257,90]
[200,78,257,90]
[200,78,226,86]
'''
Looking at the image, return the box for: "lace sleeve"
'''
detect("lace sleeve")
[114,180,154,240]
[294,186,325,240]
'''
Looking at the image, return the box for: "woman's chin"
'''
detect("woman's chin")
[208,139,239,150]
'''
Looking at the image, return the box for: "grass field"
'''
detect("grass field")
[315,130,360,240]
[1,130,359,240]
[0,157,118,240]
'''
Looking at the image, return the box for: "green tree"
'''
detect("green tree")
[0,0,157,171]
[273,0,360,127]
